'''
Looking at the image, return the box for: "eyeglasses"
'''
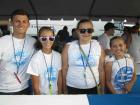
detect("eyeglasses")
[79,28,94,34]
[39,36,55,42]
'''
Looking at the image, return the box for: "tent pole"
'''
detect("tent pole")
[88,0,96,20]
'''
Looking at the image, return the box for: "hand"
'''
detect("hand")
[124,83,133,92]
[122,89,128,94]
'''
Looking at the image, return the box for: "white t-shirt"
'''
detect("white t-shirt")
[105,54,134,94]
[128,33,140,74]
[67,40,101,89]
[0,35,36,92]
[128,33,140,63]
[27,50,61,95]
[98,33,112,50]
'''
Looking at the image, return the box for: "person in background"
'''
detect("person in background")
[68,28,78,42]
[105,36,136,94]
[27,27,62,95]
[121,26,132,49]
[98,22,116,55]
[54,26,70,53]
[62,19,105,94]
[128,23,140,75]
[0,9,36,95]
[56,26,70,42]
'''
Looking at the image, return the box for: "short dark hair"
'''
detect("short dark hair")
[77,19,93,29]
[104,22,117,31]
[110,36,125,47]
[11,9,29,21]
[123,26,131,33]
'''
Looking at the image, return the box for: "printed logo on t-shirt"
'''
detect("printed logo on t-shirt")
[12,50,28,67]
[44,66,57,81]
[75,54,96,67]
[114,66,133,90]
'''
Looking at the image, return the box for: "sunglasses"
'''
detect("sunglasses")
[79,28,94,34]
[39,36,55,42]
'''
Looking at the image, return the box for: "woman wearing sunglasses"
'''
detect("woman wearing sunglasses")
[27,26,62,95]
[62,19,105,94]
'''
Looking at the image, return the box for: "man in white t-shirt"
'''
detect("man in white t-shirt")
[98,22,116,55]
[0,9,36,95]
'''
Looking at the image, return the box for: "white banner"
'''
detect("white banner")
[0,95,89,105]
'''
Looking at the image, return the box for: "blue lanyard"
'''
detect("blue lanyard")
[12,35,26,84]
[78,41,91,86]
[78,41,91,69]
[78,41,100,94]
[42,51,53,94]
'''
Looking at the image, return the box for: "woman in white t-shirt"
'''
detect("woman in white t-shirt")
[105,36,136,94]
[62,19,105,94]
[27,27,62,95]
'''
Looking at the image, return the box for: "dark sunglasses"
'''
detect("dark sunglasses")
[79,28,94,34]
[39,36,55,42]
